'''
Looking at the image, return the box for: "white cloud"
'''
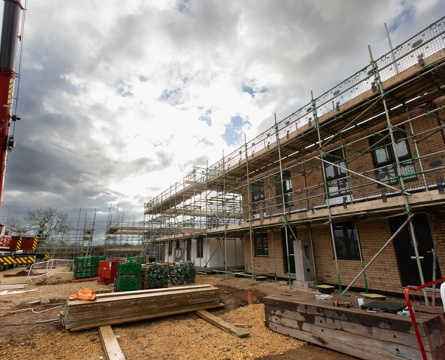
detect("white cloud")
[1,0,444,237]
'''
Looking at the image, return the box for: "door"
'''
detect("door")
[391,214,441,286]
[186,239,191,261]
[282,227,296,274]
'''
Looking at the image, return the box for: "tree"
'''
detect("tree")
[25,207,69,249]
[5,218,29,236]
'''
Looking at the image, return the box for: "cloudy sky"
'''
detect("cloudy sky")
[1,0,444,237]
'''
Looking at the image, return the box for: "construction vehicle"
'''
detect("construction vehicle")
[0,223,48,270]
[0,1,48,270]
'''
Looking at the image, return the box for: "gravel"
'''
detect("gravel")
[0,267,353,360]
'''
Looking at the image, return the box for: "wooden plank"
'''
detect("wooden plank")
[68,284,214,302]
[68,287,220,307]
[267,321,419,360]
[62,285,223,331]
[71,277,100,282]
[264,294,417,334]
[196,310,250,338]
[65,290,221,320]
[265,305,422,348]
[69,302,224,331]
[264,294,443,359]
[0,284,26,290]
[265,311,423,355]
[99,326,126,360]
[360,293,386,300]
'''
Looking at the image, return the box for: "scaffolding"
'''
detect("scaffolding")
[2,209,102,259]
[139,17,445,288]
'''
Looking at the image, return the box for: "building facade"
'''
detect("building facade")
[143,17,445,294]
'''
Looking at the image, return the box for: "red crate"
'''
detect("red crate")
[98,260,124,280]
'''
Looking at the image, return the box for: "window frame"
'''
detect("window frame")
[370,127,416,185]
[275,170,293,208]
[323,149,350,199]
[254,230,269,257]
[332,222,361,260]
[251,179,265,218]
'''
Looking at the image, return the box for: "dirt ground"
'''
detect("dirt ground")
[0,267,358,360]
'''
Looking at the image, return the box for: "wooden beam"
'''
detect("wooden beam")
[196,310,250,338]
[62,285,223,331]
[99,326,126,360]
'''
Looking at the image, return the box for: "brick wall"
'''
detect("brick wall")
[239,95,445,293]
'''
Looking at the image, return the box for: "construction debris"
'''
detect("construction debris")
[0,284,26,290]
[61,284,223,331]
[3,270,45,277]
[0,289,37,296]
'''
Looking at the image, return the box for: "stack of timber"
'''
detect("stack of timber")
[61,284,222,331]
[264,292,443,360]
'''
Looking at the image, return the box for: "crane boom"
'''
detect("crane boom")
[0,0,23,212]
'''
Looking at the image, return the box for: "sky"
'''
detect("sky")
[0,0,444,239]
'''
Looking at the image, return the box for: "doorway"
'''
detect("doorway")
[282,227,296,274]
[391,214,441,286]
[186,239,191,261]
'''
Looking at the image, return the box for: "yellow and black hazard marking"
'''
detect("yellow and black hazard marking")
[0,255,37,265]
[16,236,22,250]
[31,238,38,251]
[13,255,37,265]
[0,256,15,265]
[35,253,49,261]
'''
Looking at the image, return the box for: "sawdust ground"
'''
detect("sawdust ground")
[0,267,357,360]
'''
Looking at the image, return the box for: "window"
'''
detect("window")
[324,149,350,198]
[251,180,265,219]
[196,237,203,258]
[254,230,269,256]
[275,170,293,208]
[168,241,173,256]
[371,127,416,185]
[333,222,360,260]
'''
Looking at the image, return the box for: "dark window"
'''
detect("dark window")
[275,170,293,208]
[168,241,173,256]
[370,127,416,185]
[333,222,361,260]
[254,230,269,256]
[196,238,203,258]
[252,180,265,218]
[324,149,350,198]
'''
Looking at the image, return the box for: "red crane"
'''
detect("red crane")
[0,0,23,212]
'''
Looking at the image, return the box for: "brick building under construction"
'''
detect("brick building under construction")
[133,17,445,295]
